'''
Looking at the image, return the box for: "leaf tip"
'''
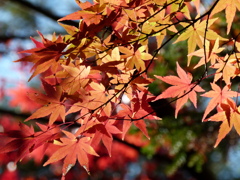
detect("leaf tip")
[82,165,91,175]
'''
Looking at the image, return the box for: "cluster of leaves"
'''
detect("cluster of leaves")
[1,0,240,179]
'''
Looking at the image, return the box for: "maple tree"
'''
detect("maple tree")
[1,0,240,179]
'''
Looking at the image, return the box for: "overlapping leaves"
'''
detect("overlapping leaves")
[3,0,240,178]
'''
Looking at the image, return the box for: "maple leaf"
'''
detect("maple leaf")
[60,65,90,94]
[93,121,122,157]
[98,47,122,64]
[92,61,123,75]
[201,83,239,121]
[15,32,67,81]
[59,11,102,26]
[155,62,204,118]
[43,130,98,177]
[58,2,103,26]
[117,90,160,140]
[117,104,150,140]
[10,0,239,174]
[150,9,178,48]
[77,116,122,157]
[75,0,92,10]
[119,45,153,71]
[25,79,65,125]
[211,0,240,34]
[88,82,115,116]
[0,123,35,162]
[0,123,59,163]
[7,84,41,113]
[188,38,225,69]
[205,99,240,147]
[58,23,79,36]
[174,18,227,65]
[65,82,116,118]
[210,55,237,85]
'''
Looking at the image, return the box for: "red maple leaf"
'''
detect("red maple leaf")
[7,84,41,112]
[154,62,204,118]
[71,114,122,157]
[117,90,160,140]
[0,123,59,163]
[84,117,122,157]
[25,79,65,125]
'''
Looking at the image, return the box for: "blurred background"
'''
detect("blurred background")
[0,0,240,180]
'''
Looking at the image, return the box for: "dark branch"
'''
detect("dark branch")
[11,0,79,27]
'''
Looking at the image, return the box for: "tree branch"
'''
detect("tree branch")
[11,0,79,27]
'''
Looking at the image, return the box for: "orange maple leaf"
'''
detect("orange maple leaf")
[201,83,239,121]
[43,130,98,177]
[61,65,90,94]
[88,82,115,116]
[16,32,67,81]
[58,2,103,26]
[155,62,204,118]
[205,99,240,147]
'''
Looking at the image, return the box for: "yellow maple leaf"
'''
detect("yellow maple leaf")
[211,0,240,34]
[174,18,227,66]
[188,38,225,69]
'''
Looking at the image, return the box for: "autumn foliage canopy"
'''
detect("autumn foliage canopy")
[1,0,240,179]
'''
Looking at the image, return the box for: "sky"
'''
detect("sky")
[0,0,79,87]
